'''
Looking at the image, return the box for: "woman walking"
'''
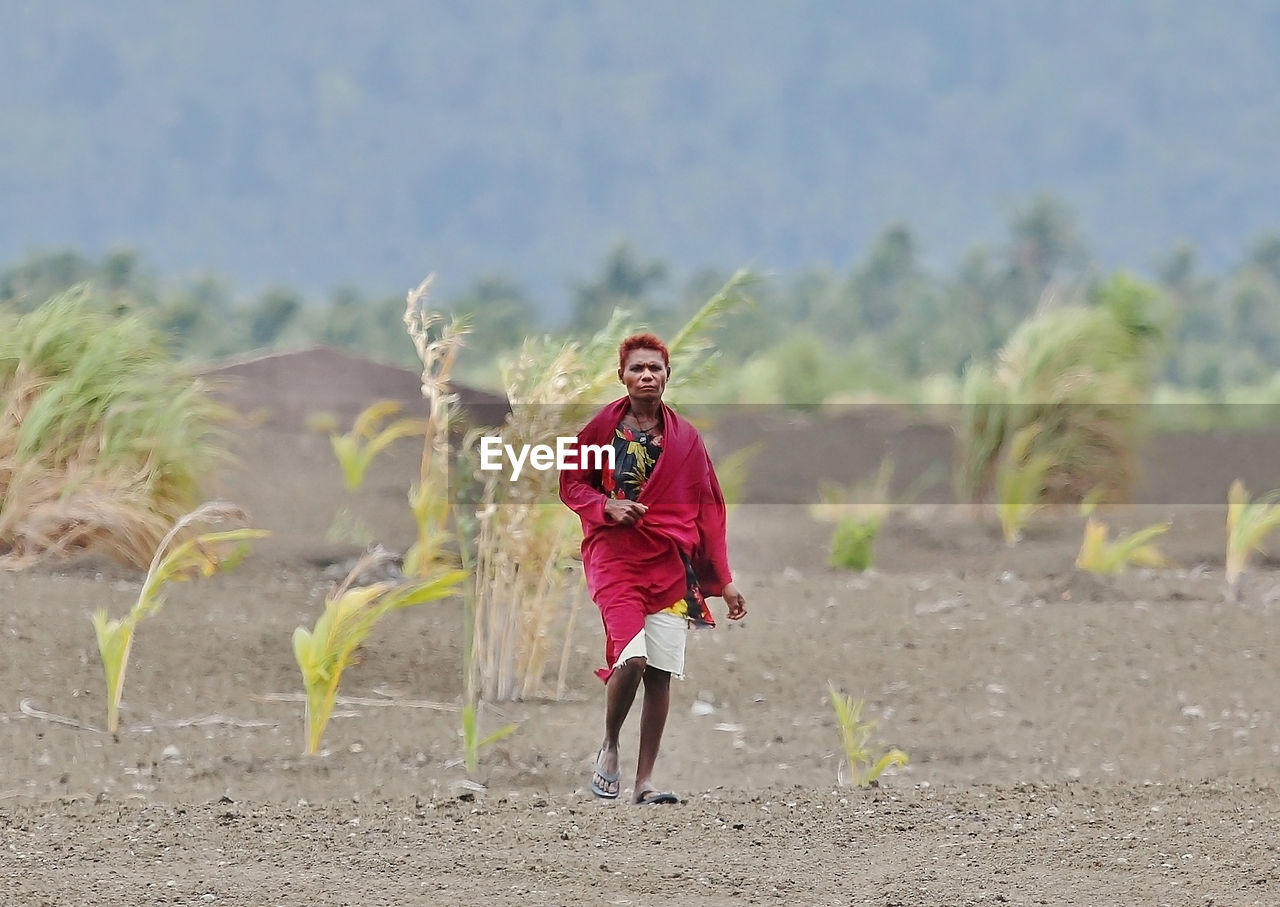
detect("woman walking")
[559,332,746,804]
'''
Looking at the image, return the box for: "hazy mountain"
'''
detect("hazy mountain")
[3,0,1278,311]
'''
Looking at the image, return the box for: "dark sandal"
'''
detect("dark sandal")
[634,790,678,805]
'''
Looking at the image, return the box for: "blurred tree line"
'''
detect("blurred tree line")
[3,195,1279,403]
[3,2,1279,298]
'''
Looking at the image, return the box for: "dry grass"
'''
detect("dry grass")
[0,288,230,568]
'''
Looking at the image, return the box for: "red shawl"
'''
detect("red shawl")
[559,397,733,679]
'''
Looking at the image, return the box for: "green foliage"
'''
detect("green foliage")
[957,273,1168,513]
[811,459,895,569]
[92,503,267,732]
[773,332,830,408]
[570,243,668,334]
[1075,517,1171,574]
[827,684,909,788]
[460,703,518,776]
[8,3,1279,347]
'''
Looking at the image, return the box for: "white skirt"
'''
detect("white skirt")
[612,610,689,678]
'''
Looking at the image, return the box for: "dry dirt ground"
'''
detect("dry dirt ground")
[3,368,1280,905]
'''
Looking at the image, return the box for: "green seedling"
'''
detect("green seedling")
[811,458,895,571]
[292,548,466,755]
[92,502,267,733]
[1226,479,1280,599]
[829,516,881,571]
[995,422,1054,545]
[330,400,426,491]
[460,702,518,775]
[1075,517,1171,573]
[827,683,908,787]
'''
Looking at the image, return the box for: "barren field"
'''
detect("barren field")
[3,367,1280,906]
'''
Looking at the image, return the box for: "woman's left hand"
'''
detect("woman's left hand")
[722,582,747,620]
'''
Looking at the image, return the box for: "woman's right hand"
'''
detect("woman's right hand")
[604,497,648,526]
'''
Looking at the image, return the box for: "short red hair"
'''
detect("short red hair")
[618,332,670,371]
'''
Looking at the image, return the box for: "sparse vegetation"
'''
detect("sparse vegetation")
[995,424,1055,545]
[810,459,895,570]
[92,502,266,733]
[958,274,1168,541]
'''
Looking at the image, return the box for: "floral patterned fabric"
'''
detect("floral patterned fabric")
[602,422,714,628]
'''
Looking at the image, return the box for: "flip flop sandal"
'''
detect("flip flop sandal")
[589,750,620,800]
[634,790,679,805]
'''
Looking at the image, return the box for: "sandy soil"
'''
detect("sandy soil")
[3,378,1280,906]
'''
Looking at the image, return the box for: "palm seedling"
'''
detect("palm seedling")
[91,502,267,733]
[1225,479,1280,600]
[1075,517,1171,574]
[827,683,908,787]
[292,547,467,755]
[329,400,426,491]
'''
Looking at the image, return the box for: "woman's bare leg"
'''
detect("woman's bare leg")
[595,656,646,797]
[633,664,671,801]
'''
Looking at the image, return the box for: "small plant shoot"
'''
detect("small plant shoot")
[827,683,908,787]
[292,548,466,755]
[1075,518,1171,574]
[92,502,267,733]
[1225,479,1280,600]
[330,400,426,491]
[996,423,1054,545]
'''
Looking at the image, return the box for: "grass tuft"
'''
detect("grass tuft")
[329,400,426,491]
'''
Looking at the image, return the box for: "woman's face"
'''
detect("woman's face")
[619,348,669,402]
